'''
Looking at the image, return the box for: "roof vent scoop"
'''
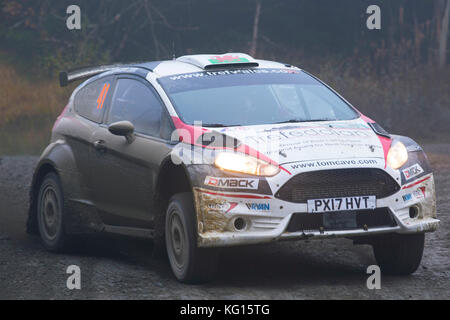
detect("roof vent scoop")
[177,53,259,70]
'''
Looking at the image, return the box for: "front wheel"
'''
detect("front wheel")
[372,233,425,275]
[165,193,218,283]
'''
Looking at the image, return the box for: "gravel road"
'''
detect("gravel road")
[0,145,449,299]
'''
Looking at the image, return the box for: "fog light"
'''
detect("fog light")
[409,206,419,219]
[234,217,246,231]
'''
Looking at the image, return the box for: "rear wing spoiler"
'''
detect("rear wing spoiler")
[59,64,129,87]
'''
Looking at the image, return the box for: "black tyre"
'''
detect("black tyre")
[165,192,218,283]
[37,172,68,252]
[372,233,425,275]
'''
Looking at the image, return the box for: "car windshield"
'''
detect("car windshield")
[158,68,358,127]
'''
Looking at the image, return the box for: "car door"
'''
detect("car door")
[67,76,112,198]
[89,75,173,228]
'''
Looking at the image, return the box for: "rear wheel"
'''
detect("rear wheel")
[37,172,68,252]
[165,192,218,283]
[372,233,425,275]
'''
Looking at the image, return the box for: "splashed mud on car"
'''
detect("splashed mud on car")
[193,188,230,233]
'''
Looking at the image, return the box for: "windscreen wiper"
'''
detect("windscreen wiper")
[273,118,336,124]
[306,118,336,122]
[201,123,241,127]
[272,119,304,124]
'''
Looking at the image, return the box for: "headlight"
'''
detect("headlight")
[387,141,408,169]
[214,152,280,176]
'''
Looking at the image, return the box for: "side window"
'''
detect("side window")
[160,111,174,141]
[108,78,163,137]
[74,77,112,123]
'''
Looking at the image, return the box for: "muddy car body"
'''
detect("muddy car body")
[28,53,439,283]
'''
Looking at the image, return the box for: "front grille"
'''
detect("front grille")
[287,208,397,232]
[275,168,400,203]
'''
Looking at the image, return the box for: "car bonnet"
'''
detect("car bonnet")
[211,117,388,168]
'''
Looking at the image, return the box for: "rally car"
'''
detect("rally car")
[27,53,439,283]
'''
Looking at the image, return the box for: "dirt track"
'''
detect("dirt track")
[0,145,449,299]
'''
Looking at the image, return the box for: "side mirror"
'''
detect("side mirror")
[108,121,135,143]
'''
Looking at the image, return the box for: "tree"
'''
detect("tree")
[437,0,450,68]
[249,0,262,56]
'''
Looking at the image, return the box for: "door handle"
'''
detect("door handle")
[93,140,107,152]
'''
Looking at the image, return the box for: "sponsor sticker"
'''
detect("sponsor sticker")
[403,193,413,202]
[290,158,381,170]
[207,202,238,213]
[413,187,426,199]
[245,203,270,211]
[403,187,426,202]
[402,164,424,180]
[167,68,300,81]
[249,126,372,144]
[204,176,259,190]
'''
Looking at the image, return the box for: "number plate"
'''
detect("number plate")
[307,196,376,213]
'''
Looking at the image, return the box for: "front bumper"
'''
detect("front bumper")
[194,173,439,248]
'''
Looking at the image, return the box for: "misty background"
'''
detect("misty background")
[0,0,449,154]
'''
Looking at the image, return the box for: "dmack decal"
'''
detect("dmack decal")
[204,176,259,190]
[245,203,270,211]
[402,164,424,180]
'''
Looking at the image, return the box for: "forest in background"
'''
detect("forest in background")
[0,0,449,154]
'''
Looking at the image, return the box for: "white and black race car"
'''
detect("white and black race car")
[28,53,439,283]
